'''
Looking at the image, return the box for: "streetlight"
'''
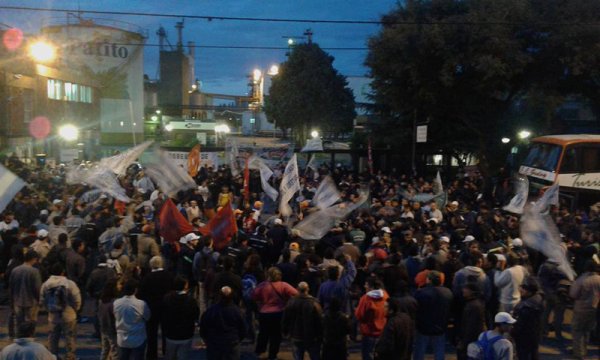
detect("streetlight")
[268,65,279,76]
[311,130,319,139]
[518,130,531,140]
[151,115,158,121]
[155,109,161,115]
[287,38,294,46]
[58,124,78,141]
[29,40,56,63]
[164,124,173,132]
[253,69,262,83]
[501,137,511,144]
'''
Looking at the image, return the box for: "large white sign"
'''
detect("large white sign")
[416,125,428,143]
[519,165,557,182]
[557,173,600,191]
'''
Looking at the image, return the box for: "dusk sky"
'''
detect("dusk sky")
[0,0,399,95]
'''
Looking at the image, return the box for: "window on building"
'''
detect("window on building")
[79,85,92,103]
[65,82,80,102]
[47,79,63,100]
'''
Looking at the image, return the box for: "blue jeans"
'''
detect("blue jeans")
[361,336,377,360]
[413,332,445,360]
[119,341,146,360]
[292,341,321,360]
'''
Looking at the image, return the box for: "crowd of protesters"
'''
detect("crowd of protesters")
[1,154,600,360]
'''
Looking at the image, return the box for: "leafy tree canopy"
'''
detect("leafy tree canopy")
[366,0,600,173]
[265,43,356,144]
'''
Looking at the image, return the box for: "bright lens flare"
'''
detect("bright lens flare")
[3,28,23,51]
[29,41,56,62]
[29,116,51,139]
[59,124,79,141]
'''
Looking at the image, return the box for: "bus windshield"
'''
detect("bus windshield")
[522,143,562,172]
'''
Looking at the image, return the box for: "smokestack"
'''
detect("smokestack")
[188,41,195,57]
[175,21,184,51]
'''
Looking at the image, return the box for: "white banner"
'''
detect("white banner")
[144,150,197,197]
[279,154,301,217]
[503,175,529,214]
[228,138,241,176]
[416,125,428,143]
[301,138,324,152]
[520,205,576,281]
[100,140,153,176]
[0,164,26,214]
[313,176,341,210]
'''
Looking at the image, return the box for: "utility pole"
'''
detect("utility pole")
[304,29,313,44]
[411,109,417,177]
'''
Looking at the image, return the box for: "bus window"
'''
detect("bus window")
[522,143,562,172]
[581,146,600,172]
[561,147,578,173]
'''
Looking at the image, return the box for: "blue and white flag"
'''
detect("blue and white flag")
[144,150,197,197]
[503,175,529,214]
[249,156,279,201]
[521,204,576,281]
[99,140,153,176]
[533,182,560,213]
[0,164,26,214]
[279,154,301,217]
[313,176,341,210]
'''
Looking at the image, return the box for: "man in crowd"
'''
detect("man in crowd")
[8,250,42,337]
[114,279,151,360]
[162,276,200,360]
[283,282,323,360]
[0,321,55,360]
[569,261,600,360]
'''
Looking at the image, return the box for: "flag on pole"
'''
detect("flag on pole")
[159,198,195,244]
[188,144,201,178]
[521,204,576,280]
[249,156,279,201]
[145,150,197,197]
[0,164,26,214]
[227,138,241,176]
[199,200,238,250]
[503,175,529,214]
[243,157,250,202]
[279,154,301,217]
[367,138,374,175]
[533,182,560,213]
[99,140,153,176]
[313,176,341,210]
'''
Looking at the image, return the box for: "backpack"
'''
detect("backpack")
[45,285,68,313]
[242,273,258,301]
[468,331,504,360]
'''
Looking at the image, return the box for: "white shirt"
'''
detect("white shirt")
[114,295,151,348]
[0,219,19,233]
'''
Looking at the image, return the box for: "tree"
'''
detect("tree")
[265,43,356,144]
[366,0,600,176]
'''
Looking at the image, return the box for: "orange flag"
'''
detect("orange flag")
[199,200,238,250]
[159,199,195,244]
[187,144,201,178]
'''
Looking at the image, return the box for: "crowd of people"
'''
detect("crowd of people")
[1,155,600,360]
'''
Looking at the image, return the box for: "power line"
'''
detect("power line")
[114,43,368,51]
[4,5,600,26]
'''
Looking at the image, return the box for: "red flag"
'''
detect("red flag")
[187,144,201,178]
[199,200,238,251]
[243,157,250,202]
[159,199,194,244]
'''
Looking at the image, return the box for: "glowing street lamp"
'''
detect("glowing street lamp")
[164,124,173,132]
[59,124,79,141]
[501,137,511,144]
[518,130,531,140]
[253,69,262,83]
[287,38,294,46]
[29,40,56,63]
[268,65,279,76]
[311,130,319,139]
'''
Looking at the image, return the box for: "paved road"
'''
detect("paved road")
[0,289,598,359]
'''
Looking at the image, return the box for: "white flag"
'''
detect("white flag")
[144,151,197,197]
[433,171,444,195]
[85,167,131,203]
[503,175,529,214]
[0,164,26,214]
[99,140,153,176]
[521,205,576,280]
[533,183,559,213]
[279,154,301,217]
[249,156,279,201]
[227,138,241,176]
[294,191,368,239]
[313,176,341,210]
[301,138,323,152]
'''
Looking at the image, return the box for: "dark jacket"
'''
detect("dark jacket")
[138,269,174,314]
[86,266,117,298]
[282,293,323,344]
[374,312,414,360]
[98,300,117,337]
[65,249,86,285]
[460,296,486,347]
[162,291,200,340]
[414,285,453,335]
[322,310,351,346]
[212,270,242,304]
[200,301,246,347]
[512,292,544,343]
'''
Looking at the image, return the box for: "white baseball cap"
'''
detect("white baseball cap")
[37,229,49,238]
[494,312,517,324]
[179,232,200,244]
[512,238,523,247]
[381,227,392,234]
[274,218,283,225]
[463,235,475,243]
[439,236,450,243]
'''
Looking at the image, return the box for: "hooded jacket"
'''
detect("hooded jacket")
[414,285,453,336]
[512,292,544,343]
[40,275,81,324]
[452,265,491,302]
[355,289,389,337]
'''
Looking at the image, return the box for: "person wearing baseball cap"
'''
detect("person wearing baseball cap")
[512,276,544,360]
[468,312,516,360]
[30,229,51,259]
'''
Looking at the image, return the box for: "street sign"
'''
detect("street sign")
[416,125,428,143]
